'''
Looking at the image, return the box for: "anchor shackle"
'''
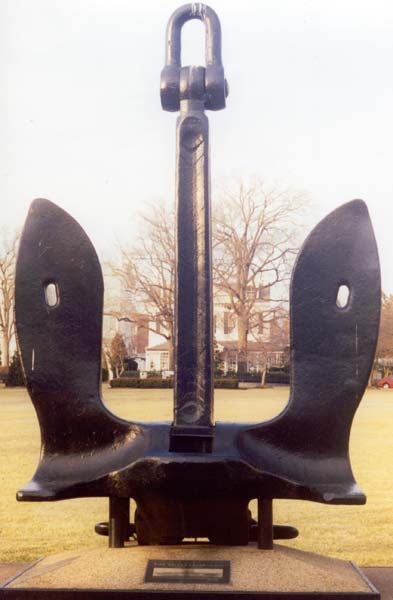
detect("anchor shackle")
[160,3,228,112]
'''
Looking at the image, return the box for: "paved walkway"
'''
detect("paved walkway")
[0,564,26,586]
[363,569,393,600]
[1,564,392,598]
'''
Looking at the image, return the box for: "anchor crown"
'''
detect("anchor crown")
[15,198,380,543]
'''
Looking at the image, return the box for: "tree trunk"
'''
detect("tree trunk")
[103,348,115,381]
[2,333,10,368]
[237,316,248,379]
[168,338,174,371]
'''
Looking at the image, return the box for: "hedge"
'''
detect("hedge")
[237,372,262,382]
[6,352,25,387]
[120,370,139,378]
[110,377,173,388]
[110,377,239,389]
[265,371,290,384]
[214,378,239,389]
[0,366,9,383]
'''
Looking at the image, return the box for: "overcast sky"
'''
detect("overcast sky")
[1,0,393,292]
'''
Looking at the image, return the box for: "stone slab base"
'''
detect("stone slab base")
[1,543,379,599]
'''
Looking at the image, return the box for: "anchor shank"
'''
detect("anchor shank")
[160,4,228,451]
[170,87,214,452]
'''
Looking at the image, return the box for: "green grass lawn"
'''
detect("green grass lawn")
[1,385,392,565]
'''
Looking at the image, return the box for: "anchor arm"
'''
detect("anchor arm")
[15,199,147,500]
[238,200,381,503]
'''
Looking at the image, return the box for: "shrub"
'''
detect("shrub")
[125,358,138,371]
[110,378,138,388]
[6,352,25,387]
[0,366,9,383]
[265,370,290,384]
[110,377,174,388]
[139,378,173,388]
[237,371,262,383]
[120,370,139,379]
[109,377,239,389]
[214,378,239,389]
[146,370,161,378]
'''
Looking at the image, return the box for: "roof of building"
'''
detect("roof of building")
[146,340,287,353]
[146,341,171,351]
[216,340,286,352]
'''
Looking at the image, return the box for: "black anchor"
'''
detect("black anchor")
[14,4,381,549]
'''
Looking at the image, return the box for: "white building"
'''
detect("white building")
[102,269,148,369]
[103,268,133,352]
[214,283,287,373]
[144,282,288,375]
[145,340,171,373]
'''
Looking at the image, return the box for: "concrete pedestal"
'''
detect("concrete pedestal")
[2,543,379,599]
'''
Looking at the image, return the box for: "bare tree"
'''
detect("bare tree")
[213,180,305,374]
[250,305,290,385]
[374,293,393,376]
[109,204,175,364]
[0,231,18,367]
[110,181,305,376]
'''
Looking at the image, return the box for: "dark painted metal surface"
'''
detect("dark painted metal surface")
[109,497,130,547]
[238,200,381,504]
[258,499,273,550]
[13,3,381,550]
[160,4,228,112]
[161,4,228,451]
[14,198,381,544]
[171,90,214,448]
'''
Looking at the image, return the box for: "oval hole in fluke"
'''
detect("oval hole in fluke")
[44,282,59,307]
[336,284,350,309]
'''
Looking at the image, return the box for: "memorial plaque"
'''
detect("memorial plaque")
[144,559,230,584]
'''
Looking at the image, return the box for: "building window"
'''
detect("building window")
[223,312,236,334]
[267,351,284,368]
[258,313,264,335]
[248,352,262,372]
[160,352,169,371]
[246,286,257,300]
[227,350,237,372]
[258,285,270,300]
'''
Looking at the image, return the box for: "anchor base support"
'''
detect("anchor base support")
[109,497,130,548]
[2,544,379,599]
